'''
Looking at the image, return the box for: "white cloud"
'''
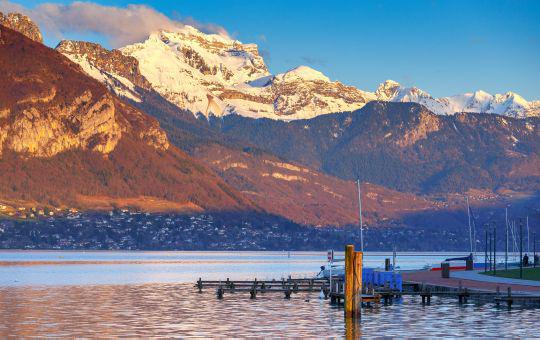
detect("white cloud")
[0,0,230,47]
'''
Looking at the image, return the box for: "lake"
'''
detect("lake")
[0,251,538,337]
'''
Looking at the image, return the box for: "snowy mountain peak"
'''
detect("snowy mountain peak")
[276,65,330,83]
[375,80,401,100]
[375,81,433,104]
[122,27,269,87]
[495,91,528,106]
[472,89,492,98]
[380,82,539,118]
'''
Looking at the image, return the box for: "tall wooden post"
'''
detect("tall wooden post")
[354,251,363,318]
[345,245,355,316]
[345,244,362,319]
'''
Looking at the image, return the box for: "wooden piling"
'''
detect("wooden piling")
[507,286,512,309]
[284,287,291,299]
[197,278,203,293]
[345,245,355,316]
[344,245,363,318]
[354,250,363,316]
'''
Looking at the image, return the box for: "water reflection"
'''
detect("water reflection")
[1,284,539,337]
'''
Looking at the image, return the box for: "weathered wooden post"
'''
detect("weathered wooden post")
[345,245,355,316]
[345,244,362,319]
[507,286,513,309]
[441,262,450,278]
[284,286,291,299]
[197,278,203,293]
[354,250,363,316]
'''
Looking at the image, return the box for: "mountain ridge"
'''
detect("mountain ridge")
[210,101,540,194]
[56,25,539,121]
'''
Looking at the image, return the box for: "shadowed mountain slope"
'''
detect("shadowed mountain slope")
[212,102,540,194]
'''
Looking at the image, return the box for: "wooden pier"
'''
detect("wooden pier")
[195,277,540,310]
[194,246,540,311]
[403,269,540,308]
[195,277,332,299]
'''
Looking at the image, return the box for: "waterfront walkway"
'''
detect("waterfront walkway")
[403,270,540,294]
[451,269,540,287]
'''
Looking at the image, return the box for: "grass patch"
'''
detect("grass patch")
[481,267,540,281]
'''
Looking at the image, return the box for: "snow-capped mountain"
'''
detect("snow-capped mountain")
[57,25,539,120]
[115,28,374,120]
[220,65,376,120]
[56,26,374,120]
[376,80,540,119]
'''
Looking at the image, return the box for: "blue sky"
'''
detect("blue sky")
[8,0,540,99]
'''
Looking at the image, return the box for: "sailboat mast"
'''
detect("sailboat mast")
[527,216,530,254]
[467,196,473,254]
[505,208,508,270]
[357,179,364,252]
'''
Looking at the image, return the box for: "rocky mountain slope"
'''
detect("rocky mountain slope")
[0,23,252,212]
[57,25,539,120]
[126,84,442,226]
[193,143,442,226]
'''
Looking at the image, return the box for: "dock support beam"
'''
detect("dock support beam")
[345,244,363,319]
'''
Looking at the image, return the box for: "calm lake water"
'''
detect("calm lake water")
[1,251,539,337]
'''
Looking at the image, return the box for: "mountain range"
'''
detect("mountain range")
[1,12,539,229]
[57,25,539,120]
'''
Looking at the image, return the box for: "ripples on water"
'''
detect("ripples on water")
[1,283,539,337]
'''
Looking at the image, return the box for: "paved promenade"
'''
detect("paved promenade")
[403,269,540,294]
[452,269,540,287]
